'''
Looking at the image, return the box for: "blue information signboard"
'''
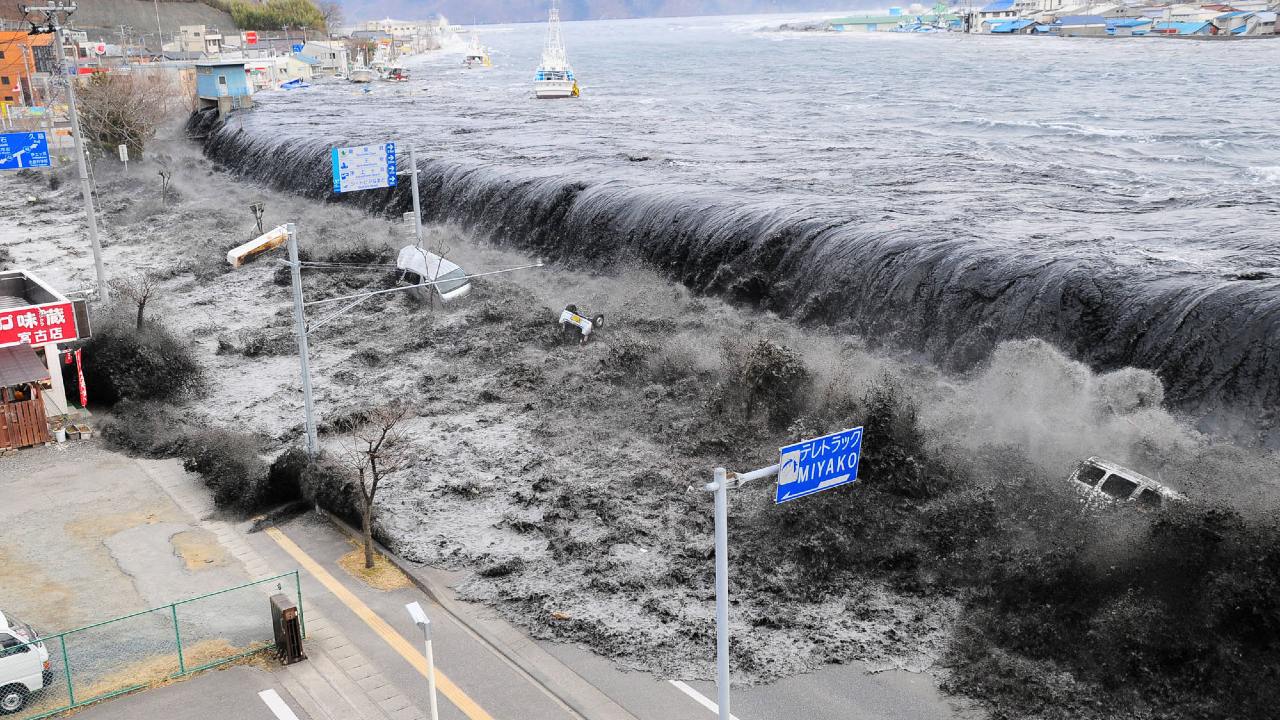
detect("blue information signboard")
[0,132,50,170]
[775,426,863,503]
[330,142,397,193]
[292,43,304,52]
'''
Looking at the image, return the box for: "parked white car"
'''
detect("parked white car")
[0,609,52,714]
[1069,456,1185,510]
[396,245,472,304]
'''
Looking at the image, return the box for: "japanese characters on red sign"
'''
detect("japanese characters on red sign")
[0,302,78,348]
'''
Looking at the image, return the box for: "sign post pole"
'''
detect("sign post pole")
[286,223,318,457]
[704,425,863,720]
[409,145,424,249]
[710,466,731,720]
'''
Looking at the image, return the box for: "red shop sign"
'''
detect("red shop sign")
[0,302,79,347]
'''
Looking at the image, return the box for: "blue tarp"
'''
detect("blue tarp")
[280,78,310,89]
[1152,20,1211,33]
[1231,24,1249,33]
[992,18,1036,31]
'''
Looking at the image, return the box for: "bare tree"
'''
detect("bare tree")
[155,153,173,206]
[344,403,412,568]
[317,0,344,31]
[109,271,160,330]
[75,70,175,159]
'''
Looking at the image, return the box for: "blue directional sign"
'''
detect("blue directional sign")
[775,426,863,503]
[331,142,398,193]
[292,43,304,53]
[0,132,50,170]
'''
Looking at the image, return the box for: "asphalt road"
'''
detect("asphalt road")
[73,665,310,720]
[249,515,977,720]
[247,514,574,720]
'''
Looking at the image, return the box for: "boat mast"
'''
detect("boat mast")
[543,2,566,65]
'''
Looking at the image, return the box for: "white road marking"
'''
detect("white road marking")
[258,688,301,720]
[668,680,743,720]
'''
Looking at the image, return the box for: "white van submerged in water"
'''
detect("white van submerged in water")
[1069,456,1185,510]
[0,610,52,714]
[396,245,472,304]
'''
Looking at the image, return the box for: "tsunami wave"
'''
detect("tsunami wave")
[190,112,1280,437]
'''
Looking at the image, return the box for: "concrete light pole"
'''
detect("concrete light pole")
[21,1,110,302]
[404,602,439,720]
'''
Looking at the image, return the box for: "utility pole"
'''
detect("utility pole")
[19,43,36,109]
[408,146,423,249]
[21,1,110,302]
[153,0,163,53]
[286,223,319,457]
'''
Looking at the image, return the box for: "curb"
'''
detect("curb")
[314,508,640,720]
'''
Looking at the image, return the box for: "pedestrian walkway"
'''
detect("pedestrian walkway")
[142,460,422,720]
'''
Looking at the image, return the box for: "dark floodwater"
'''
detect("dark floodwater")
[201,15,1280,429]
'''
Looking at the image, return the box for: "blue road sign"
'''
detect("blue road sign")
[330,142,398,193]
[0,132,50,170]
[292,43,304,52]
[775,426,863,503]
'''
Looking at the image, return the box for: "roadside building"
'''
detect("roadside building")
[246,55,314,89]
[301,40,349,76]
[1053,14,1111,34]
[990,18,1042,31]
[975,0,1022,30]
[829,14,909,31]
[1213,10,1257,33]
[0,32,55,106]
[180,25,225,55]
[1107,17,1154,34]
[1151,19,1215,33]
[1253,10,1277,33]
[195,59,253,116]
[0,269,84,448]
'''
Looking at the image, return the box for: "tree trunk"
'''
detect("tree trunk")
[135,300,145,330]
[362,505,375,569]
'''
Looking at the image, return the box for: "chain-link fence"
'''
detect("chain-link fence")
[1,571,303,719]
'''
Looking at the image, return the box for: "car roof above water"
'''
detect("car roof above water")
[1073,456,1185,501]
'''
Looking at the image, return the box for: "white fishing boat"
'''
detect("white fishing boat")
[464,35,492,68]
[350,67,376,83]
[534,4,578,99]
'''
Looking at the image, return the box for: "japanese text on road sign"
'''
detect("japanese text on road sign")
[0,132,50,170]
[775,426,863,503]
[331,142,397,193]
[0,302,79,348]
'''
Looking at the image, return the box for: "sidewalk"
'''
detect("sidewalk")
[147,457,645,720]
[142,460,421,720]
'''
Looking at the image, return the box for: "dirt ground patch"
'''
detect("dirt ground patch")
[171,530,232,571]
[337,545,413,591]
[65,506,178,541]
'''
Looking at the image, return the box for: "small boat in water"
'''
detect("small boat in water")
[534,4,578,99]
[350,67,376,83]
[386,64,409,81]
[465,35,492,68]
